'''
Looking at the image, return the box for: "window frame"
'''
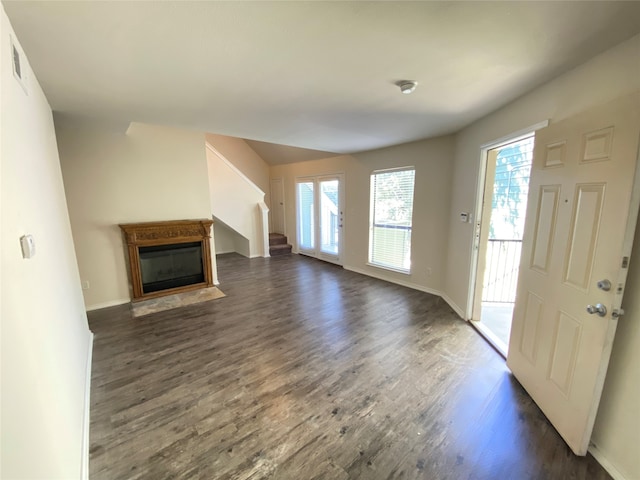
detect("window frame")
[368,166,416,274]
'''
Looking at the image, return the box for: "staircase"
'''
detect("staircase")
[269,233,292,256]
[206,143,270,258]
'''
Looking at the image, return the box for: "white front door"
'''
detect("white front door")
[296,174,344,265]
[270,178,285,234]
[507,94,640,455]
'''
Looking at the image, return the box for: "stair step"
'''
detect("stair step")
[269,233,288,246]
[269,243,292,256]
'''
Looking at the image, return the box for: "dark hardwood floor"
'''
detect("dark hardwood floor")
[88,253,611,480]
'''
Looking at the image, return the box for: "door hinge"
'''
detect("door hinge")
[621,256,629,268]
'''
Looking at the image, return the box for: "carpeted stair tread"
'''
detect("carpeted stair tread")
[269,243,292,256]
[269,233,292,255]
[269,233,288,246]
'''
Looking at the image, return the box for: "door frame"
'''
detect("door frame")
[270,177,285,235]
[466,121,549,321]
[295,173,345,266]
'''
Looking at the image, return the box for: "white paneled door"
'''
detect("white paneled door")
[296,174,343,264]
[270,178,285,235]
[507,95,640,455]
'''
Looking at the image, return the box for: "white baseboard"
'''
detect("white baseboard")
[86,298,130,312]
[343,265,441,297]
[215,249,235,255]
[589,444,628,480]
[440,292,466,319]
[81,331,94,480]
[343,265,468,320]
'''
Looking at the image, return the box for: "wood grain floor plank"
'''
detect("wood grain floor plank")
[88,253,611,479]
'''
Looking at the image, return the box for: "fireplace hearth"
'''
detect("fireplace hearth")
[119,219,214,301]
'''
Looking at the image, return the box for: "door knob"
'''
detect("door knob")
[586,304,607,317]
[597,279,611,291]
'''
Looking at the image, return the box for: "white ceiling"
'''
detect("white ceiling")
[244,139,342,165]
[4,1,640,163]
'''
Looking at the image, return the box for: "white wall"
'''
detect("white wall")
[206,145,266,258]
[213,222,236,254]
[270,135,455,296]
[205,133,271,204]
[1,7,93,478]
[444,33,640,316]
[442,33,640,479]
[590,215,640,480]
[56,120,215,309]
[213,221,248,255]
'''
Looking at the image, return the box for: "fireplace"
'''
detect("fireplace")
[139,242,204,294]
[119,219,214,301]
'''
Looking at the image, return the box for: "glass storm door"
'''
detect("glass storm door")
[297,181,315,253]
[296,175,343,264]
[319,178,340,256]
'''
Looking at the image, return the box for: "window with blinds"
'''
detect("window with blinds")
[369,167,416,273]
[297,181,315,251]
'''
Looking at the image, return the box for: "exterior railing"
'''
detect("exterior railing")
[482,239,522,303]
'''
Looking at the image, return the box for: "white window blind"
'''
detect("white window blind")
[369,168,415,272]
[297,181,315,250]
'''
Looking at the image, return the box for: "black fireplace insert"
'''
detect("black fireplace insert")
[139,242,204,294]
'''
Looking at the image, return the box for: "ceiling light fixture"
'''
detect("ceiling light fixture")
[399,81,418,94]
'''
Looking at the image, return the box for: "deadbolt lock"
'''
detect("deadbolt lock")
[612,308,625,319]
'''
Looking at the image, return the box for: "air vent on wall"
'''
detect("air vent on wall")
[11,36,28,94]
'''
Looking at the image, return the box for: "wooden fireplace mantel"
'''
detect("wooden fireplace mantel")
[119,219,214,301]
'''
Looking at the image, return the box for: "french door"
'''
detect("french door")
[296,174,344,264]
